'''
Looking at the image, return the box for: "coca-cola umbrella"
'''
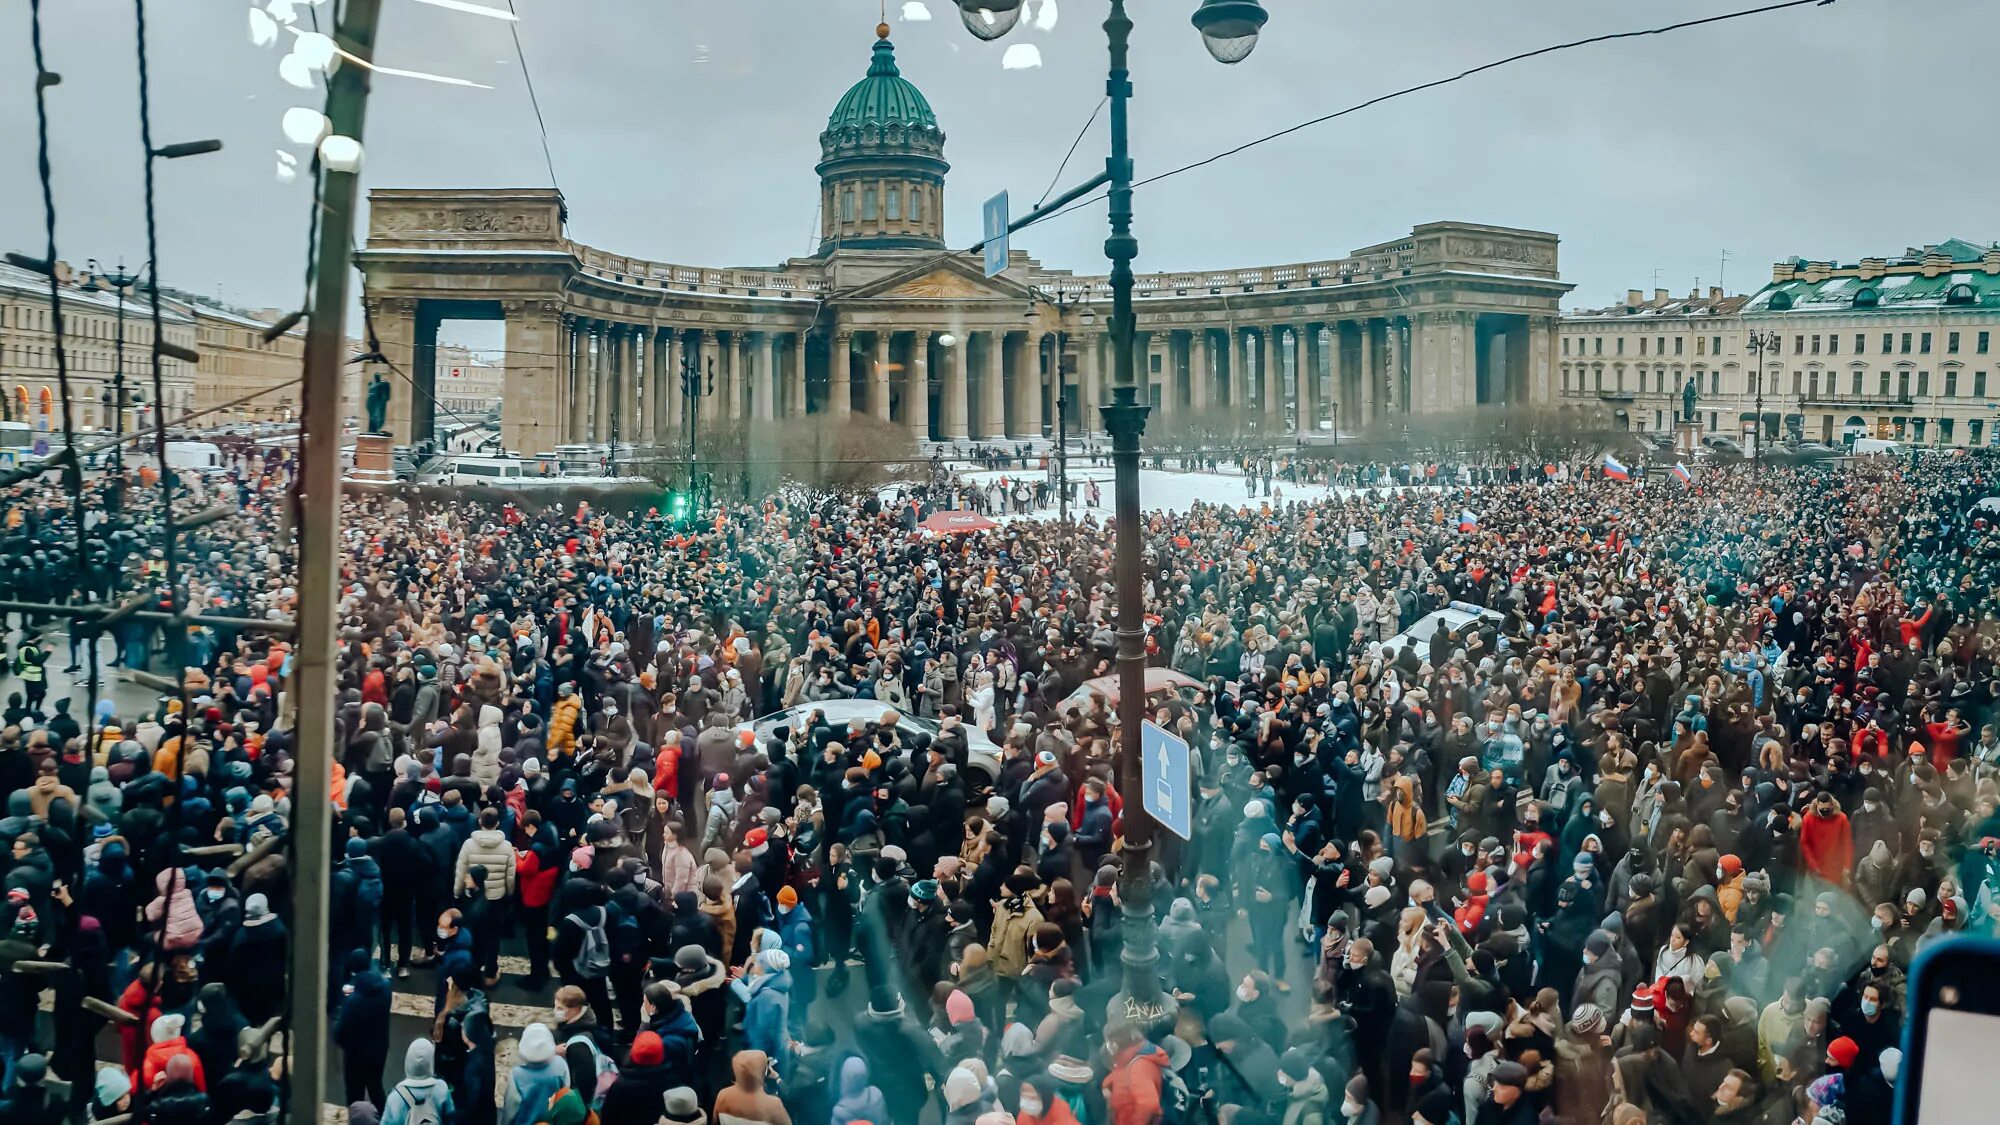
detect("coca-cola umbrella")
[919,510,1000,534]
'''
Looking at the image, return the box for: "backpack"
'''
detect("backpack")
[567,906,611,979]
[397,1083,443,1125]
[354,871,383,914]
[543,1085,600,1125]
[609,903,645,966]
[565,1035,619,1106]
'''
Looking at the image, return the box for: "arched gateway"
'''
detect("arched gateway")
[355,26,1572,458]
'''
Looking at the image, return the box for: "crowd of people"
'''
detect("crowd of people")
[1,440,1998,1125]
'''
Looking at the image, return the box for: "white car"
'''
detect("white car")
[1375,600,1502,662]
[736,699,1003,780]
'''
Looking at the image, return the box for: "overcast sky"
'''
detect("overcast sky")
[4,0,1994,331]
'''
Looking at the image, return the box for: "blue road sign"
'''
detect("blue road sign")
[1141,719,1191,841]
[982,190,1009,279]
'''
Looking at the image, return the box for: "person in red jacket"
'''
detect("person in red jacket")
[1454,870,1491,936]
[138,1012,205,1092]
[514,811,561,991]
[1101,1021,1169,1125]
[1798,792,1854,888]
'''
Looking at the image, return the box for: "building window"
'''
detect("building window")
[1562,338,1570,356]
[1880,372,1891,396]
[1810,335,1821,355]
[1709,371,1719,394]
[912,187,924,222]
[1593,369,1603,392]
[1855,334,1866,353]
[1917,370,1929,396]
[1902,332,1912,353]
[1616,338,1624,355]
[841,189,855,222]
[862,188,877,220]
[1795,335,1805,354]
[1973,420,1985,445]
[1707,410,1717,431]
[1899,371,1911,398]
[885,187,900,221]
[1674,337,1684,355]
[1946,370,1958,397]
[1639,338,1648,356]
[1883,332,1894,353]
[1851,371,1863,396]
[1921,332,1933,354]
[1980,331,1991,354]
[1594,338,1602,356]
[1828,335,1838,355]
[1949,331,1961,354]
[1978,371,1989,397]
[1809,372,1820,398]
[1695,336,1706,356]
[1793,371,1803,395]
[1712,336,1722,355]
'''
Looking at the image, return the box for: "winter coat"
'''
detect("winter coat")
[456,829,518,901]
[471,706,504,788]
[548,696,583,758]
[145,868,203,951]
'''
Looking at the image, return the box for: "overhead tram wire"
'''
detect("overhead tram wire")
[1022,0,1839,231]
[506,0,562,195]
[1039,95,1108,208]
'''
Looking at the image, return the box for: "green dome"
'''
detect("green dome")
[825,33,938,134]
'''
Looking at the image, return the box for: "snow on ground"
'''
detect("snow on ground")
[886,463,1436,521]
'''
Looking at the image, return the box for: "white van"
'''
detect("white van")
[430,455,529,486]
[164,441,226,475]
[1849,437,1903,456]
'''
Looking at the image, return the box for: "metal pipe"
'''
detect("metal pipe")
[288,0,382,1117]
[0,601,295,635]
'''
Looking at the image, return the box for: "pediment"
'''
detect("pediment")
[845,256,1039,302]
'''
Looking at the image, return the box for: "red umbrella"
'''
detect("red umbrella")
[919,510,999,534]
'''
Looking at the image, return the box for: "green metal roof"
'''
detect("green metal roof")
[826,35,938,134]
[1746,268,2000,314]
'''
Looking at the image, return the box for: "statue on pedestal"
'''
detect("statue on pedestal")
[1681,376,1699,424]
[365,372,391,435]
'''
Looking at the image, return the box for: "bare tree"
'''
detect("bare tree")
[698,413,924,504]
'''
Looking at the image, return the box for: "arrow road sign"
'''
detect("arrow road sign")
[1141,719,1191,841]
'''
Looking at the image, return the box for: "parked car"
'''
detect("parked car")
[736,700,1002,779]
[1703,436,1746,457]
[1054,667,1206,719]
[1376,600,1503,662]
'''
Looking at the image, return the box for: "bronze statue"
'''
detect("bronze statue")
[365,371,391,435]
[1681,376,1698,424]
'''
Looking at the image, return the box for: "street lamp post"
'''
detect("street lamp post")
[1746,329,1780,469]
[952,0,1269,1028]
[80,259,148,485]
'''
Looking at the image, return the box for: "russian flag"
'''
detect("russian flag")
[1671,461,1693,486]
[1602,453,1629,481]
[1458,509,1479,532]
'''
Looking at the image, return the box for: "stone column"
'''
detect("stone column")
[1079,333,1102,428]
[1189,329,1210,412]
[664,328,688,434]
[751,332,775,421]
[942,333,969,440]
[1357,319,1377,426]
[1325,322,1343,434]
[829,330,853,418]
[979,330,1006,439]
[584,321,607,442]
[1414,313,1448,415]
[621,327,641,444]
[1452,312,1479,410]
[1224,326,1240,410]
[1531,316,1558,404]
[785,334,806,418]
[1389,317,1409,414]
[500,300,562,457]
[1298,324,1320,435]
[909,329,932,440]
[868,331,891,421]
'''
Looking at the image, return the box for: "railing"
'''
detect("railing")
[563,240,1422,302]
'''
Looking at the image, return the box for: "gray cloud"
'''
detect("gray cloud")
[3,0,1991,320]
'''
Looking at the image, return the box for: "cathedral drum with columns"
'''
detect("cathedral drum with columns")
[354,24,1572,461]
